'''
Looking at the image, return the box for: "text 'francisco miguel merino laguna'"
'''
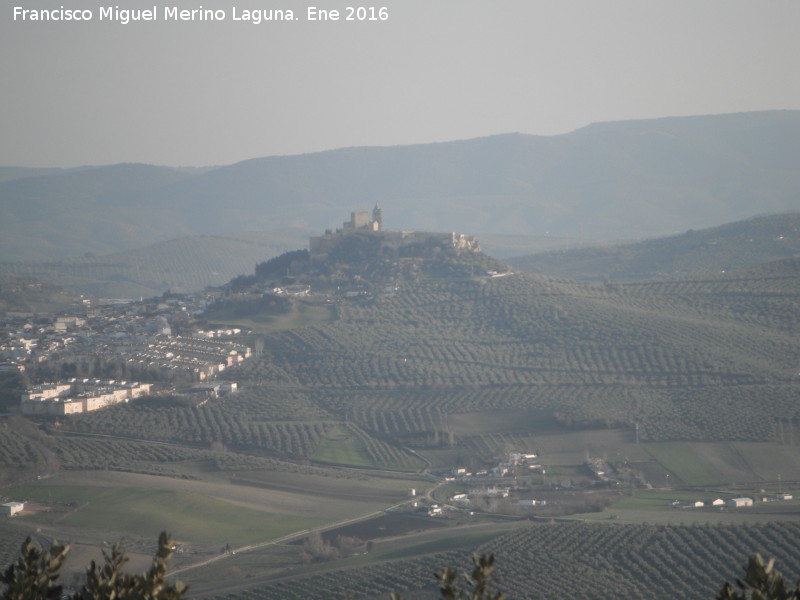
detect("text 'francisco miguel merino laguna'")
[13,6,390,24]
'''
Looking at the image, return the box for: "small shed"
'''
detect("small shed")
[1,501,24,516]
[728,497,753,508]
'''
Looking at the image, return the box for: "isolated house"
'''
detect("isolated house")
[1,501,24,516]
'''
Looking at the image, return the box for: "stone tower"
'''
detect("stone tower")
[372,203,382,231]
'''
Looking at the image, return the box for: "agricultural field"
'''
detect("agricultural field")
[204,300,336,335]
[594,489,800,524]
[10,483,325,545]
[185,518,517,597]
[310,423,416,469]
[188,520,800,600]
[0,466,427,584]
[3,249,800,598]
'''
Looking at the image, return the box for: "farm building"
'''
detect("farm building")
[728,497,754,508]
[711,498,725,506]
[518,499,547,507]
[1,502,24,516]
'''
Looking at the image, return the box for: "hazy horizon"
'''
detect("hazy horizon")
[2,0,799,168]
[2,109,796,171]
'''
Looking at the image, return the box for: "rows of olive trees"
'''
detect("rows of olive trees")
[4,526,800,599]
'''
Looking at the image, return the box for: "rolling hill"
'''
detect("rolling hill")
[0,274,86,314]
[50,249,800,455]
[508,212,800,281]
[2,110,799,262]
[0,229,312,299]
[3,209,799,302]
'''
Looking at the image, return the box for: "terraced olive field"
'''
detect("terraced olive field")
[195,521,800,600]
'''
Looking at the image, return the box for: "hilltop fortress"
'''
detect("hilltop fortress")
[309,205,480,261]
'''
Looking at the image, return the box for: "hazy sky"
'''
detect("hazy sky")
[2,0,799,167]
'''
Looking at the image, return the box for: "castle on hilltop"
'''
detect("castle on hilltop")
[339,204,382,232]
[309,206,479,261]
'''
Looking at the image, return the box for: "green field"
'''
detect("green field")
[312,424,376,467]
[10,484,327,545]
[729,441,800,482]
[363,524,515,562]
[645,443,739,487]
[206,301,336,334]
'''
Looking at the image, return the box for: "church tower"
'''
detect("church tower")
[372,203,382,231]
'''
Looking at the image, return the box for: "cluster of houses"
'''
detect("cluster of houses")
[1,291,253,414]
[194,327,246,338]
[678,497,754,509]
[675,494,792,509]
[444,451,543,483]
[20,379,153,416]
[449,486,547,510]
[1,293,223,374]
[126,336,251,381]
[437,452,550,513]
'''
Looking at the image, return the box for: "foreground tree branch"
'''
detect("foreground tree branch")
[1,531,186,600]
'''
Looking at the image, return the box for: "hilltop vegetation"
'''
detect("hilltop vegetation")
[238,233,508,291]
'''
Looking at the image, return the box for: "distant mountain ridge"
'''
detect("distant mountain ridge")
[0,166,72,183]
[2,110,799,262]
[508,212,800,281]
